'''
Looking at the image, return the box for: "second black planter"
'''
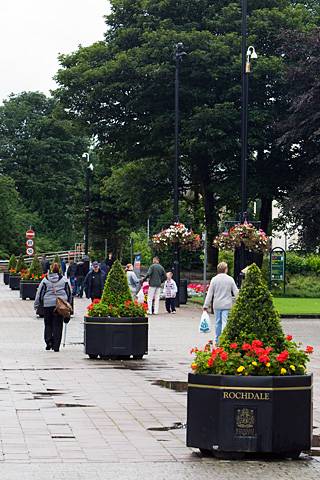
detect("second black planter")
[84,316,148,359]
[3,271,9,285]
[9,275,21,291]
[20,281,40,300]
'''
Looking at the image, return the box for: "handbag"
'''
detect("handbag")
[51,281,73,319]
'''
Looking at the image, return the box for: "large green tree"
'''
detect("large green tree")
[55,0,319,264]
[0,92,88,248]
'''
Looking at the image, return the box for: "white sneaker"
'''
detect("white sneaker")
[172,311,176,314]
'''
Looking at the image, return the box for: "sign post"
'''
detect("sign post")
[134,253,141,277]
[25,228,35,256]
[270,247,286,294]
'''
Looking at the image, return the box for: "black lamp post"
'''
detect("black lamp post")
[83,152,94,256]
[240,0,257,272]
[173,42,186,307]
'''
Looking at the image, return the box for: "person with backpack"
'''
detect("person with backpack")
[141,257,166,315]
[34,263,72,352]
[84,261,106,301]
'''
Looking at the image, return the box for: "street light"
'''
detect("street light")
[82,152,94,256]
[173,42,186,307]
[241,1,257,224]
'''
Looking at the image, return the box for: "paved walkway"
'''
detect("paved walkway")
[0,276,319,479]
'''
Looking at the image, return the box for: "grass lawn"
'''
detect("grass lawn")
[273,298,320,315]
[190,296,320,315]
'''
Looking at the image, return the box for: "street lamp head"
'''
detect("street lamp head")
[88,163,94,171]
[247,46,258,59]
[82,152,89,159]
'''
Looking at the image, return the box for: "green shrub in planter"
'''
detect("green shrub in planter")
[15,255,28,274]
[8,254,17,272]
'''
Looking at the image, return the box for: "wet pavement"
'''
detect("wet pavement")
[0,276,319,478]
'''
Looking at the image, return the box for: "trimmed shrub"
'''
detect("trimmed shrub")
[8,254,17,271]
[221,264,284,348]
[16,255,28,273]
[29,256,43,278]
[101,259,132,305]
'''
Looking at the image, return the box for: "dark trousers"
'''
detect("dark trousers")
[165,297,176,313]
[43,307,64,351]
[76,276,84,297]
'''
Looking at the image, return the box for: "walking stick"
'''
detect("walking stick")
[63,323,67,348]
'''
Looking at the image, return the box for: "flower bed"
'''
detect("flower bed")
[87,298,148,318]
[152,223,201,251]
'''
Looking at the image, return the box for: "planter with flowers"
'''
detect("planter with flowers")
[152,222,202,252]
[5,255,16,286]
[187,264,312,459]
[20,256,44,300]
[9,255,27,291]
[84,260,148,360]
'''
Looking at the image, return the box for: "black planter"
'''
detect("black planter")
[9,275,21,291]
[20,281,40,300]
[3,271,9,285]
[187,373,312,458]
[84,316,148,359]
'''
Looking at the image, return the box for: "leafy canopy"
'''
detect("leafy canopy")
[101,259,132,305]
[221,264,285,347]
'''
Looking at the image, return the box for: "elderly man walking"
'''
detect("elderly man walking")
[142,257,166,315]
[203,262,239,344]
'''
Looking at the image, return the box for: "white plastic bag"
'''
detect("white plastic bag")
[199,311,211,333]
[137,289,145,304]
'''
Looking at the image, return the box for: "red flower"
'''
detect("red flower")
[252,340,264,348]
[93,298,101,304]
[276,350,289,363]
[230,343,238,350]
[265,347,273,354]
[306,346,313,354]
[87,304,93,311]
[207,358,214,367]
[220,351,228,362]
[242,343,252,351]
[124,300,132,307]
[253,347,265,356]
[258,354,270,364]
[286,335,293,341]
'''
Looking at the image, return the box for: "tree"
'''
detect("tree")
[55,1,319,264]
[101,259,132,305]
[276,28,320,250]
[0,92,88,248]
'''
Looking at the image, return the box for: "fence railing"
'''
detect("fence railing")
[0,248,85,271]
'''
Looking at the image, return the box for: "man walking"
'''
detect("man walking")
[203,262,239,344]
[84,261,106,301]
[142,257,166,315]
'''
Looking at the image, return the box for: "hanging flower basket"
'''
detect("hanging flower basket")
[213,222,270,253]
[152,223,202,251]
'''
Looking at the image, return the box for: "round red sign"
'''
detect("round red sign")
[26,229,35,239]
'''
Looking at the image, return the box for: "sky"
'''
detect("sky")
[0,1,110,102]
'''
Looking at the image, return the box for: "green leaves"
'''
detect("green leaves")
[101,259,132,305]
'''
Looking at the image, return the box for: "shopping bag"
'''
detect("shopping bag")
[137,289,145,304]
[199,311,211,333]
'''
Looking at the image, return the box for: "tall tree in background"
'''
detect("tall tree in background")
[0,92,88,248]
[55,0,319,265]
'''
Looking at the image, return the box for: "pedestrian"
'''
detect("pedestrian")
[61,258,67,275]
[106,252,114,271]
[141,257,166,315]
[75,259,85,298]
[164,271,177,314]
[125,263,140,299]
[34,262,72,352]
[67,259,77,296]
[203,262,239,345]
[41,254,50,274]
[84,261,106,301]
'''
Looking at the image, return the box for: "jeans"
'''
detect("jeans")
[214,309,230,344]
[165,298,176,313]
[147,287,161,314]
[76,276,84,297]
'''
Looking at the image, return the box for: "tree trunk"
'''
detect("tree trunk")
[259,197,273,234]
[203,186,219,271]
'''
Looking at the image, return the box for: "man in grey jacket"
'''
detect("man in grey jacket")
[142,257,166,315]
[203,262,239,344]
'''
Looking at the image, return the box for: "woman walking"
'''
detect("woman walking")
[34,263,72,352]
[125,264,140,299]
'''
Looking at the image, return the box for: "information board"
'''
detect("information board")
[270,247,286,293]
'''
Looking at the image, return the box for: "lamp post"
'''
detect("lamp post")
[173,42,186,307]
[240,0,257,274]
[82,152,94,256]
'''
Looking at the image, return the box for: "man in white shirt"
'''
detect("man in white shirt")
[203,262,239,344]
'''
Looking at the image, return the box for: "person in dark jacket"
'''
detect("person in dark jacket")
[106,253,114,271]
[61,258,67,275]
[67,259,77,295]
[34,263,72,352]
[41,255,50,274]
[141,257,166,315]
[84,261,106,301]
[75,260,85,298]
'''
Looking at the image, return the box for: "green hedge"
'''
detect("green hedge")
[286,252,320,275]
